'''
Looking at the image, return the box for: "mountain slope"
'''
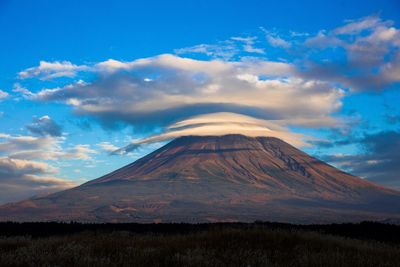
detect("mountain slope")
[1,135,399,223]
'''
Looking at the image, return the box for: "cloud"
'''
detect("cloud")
[334,15,383,35]
[0,90,9,101]
[231,36,265,54]
[321,131,400,190]
[259,29,291,49]
[116,112,313,154]
[0,133,96,161]
[12,83,34,97]
[0,135,58,158]
[304,30,343,48]
[303,15,400,91]
[31,54,344,133]
[18,60,89,80]
[290,31,309,37]
[174,42,239,60]
[0,132,95,204]
[26,115,62,137]
[61,144,97,160]
[266,34,291,48]
[0,157,76,204]
[259,27,292,49]
[97,142,119,152]
[175,36,265,60]
[0,157,55,177]
[176,15,400,92]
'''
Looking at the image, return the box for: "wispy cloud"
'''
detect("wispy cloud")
[18,60,89,80]
[97,142,119,152]
[231,36,265,54]
[0,90,9,101]
[174,41,239,60]
[175,36,265,59]
[260,27,291,49]
[12,83,34,97]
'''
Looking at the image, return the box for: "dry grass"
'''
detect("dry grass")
[0,227,399,267]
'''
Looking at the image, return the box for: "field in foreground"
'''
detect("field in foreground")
[0,222,400,267]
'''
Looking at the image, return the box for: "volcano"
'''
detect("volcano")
[1,134,399,223]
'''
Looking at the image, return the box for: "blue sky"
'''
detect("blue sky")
[1,0,400,203]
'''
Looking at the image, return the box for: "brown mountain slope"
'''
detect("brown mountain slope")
[1,135,399,223]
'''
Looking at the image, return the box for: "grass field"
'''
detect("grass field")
[1,222,400,267]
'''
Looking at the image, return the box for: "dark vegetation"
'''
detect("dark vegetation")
[0,221,400,267]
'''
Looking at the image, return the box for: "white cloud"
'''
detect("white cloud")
[231,36,265,54]
[260,27,291,49]
[0,90,9,101]
[0,135,58,157]
[290,31,309,37]
[0,133,96,162]
[97,142,119,152]
[12,83,34,97]
[18,60,89,80]
[304,30,343,48]
[61,144,97,160]
[174,42,239,60]
[32,54,343,132]
[0,131,96,203]
[175,36,265,59]
[334,15,383,35]
[0,157,56,177]
[94,59,135,73]
[266,35,291,48]
[303,15,400,90]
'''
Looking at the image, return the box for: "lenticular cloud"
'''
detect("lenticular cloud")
[116,112,312,154]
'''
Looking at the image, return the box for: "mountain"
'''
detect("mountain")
[1,134,399,223]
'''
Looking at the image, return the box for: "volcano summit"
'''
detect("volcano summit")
[1,135,399,223]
